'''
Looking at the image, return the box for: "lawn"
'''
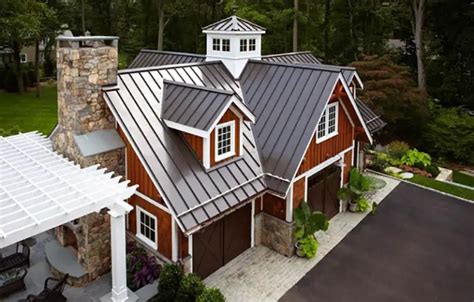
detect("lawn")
[453,171,474,187]
[0,84,58,136]
[408,174,474,201]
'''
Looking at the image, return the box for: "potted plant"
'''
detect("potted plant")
[337,168,385,213]
[294,201,329,258]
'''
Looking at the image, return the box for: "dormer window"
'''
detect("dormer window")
[215,121,235,161]
[249,39,256,51]
[213,38,221,51]
[317,102,338,142]
[240,39,248,52]
[222,39,230,52]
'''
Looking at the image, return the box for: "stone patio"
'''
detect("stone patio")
[204,173,400,302]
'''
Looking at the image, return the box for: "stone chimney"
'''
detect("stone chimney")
[52,36,124,284]
[53,36,124,175]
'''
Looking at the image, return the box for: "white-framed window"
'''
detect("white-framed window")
[215,120,235,161]
[20,53,27,63]
[222,39,230,52]
[240,39,248,52]
[136,206,158,249]
[249,39,256,51]
[316,102,338,142]
[212,38,221,51]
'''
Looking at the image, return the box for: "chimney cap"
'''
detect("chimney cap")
[56,35,119,42]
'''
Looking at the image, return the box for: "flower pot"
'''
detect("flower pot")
[295,241,305,258]
[348,200,358,212]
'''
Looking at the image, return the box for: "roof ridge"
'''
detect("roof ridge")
[163,79,234,95]
[139,49,206,57]
[202,15,233,30]
[248,59,354,72]
[261,51,312,58]
[119,60,222,74]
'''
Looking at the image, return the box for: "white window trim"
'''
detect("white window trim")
[136,206,158,249]
[215,120,235,162]
[222,39,231,52]
[317,102,339,143]
[212,38,221,51]
[20,53,27,63]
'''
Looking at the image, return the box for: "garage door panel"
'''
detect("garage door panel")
[193,220,224,279]
[223,203,251,264]
[307,165,341,219]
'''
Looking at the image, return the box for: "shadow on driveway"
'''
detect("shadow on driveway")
[280,182,474,302]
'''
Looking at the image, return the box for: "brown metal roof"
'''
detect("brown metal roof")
[262,52,321,64]
[202,15,266,32]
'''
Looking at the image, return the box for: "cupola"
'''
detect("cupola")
[202,15,266,79]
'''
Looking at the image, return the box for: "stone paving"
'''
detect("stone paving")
[204,173,400,302]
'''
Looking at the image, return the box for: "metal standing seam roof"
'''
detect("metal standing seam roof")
[0,132,137,248]
[261,52,321,64]
[355,98,387,134]
[103,61,266,234]
[202,15,266,32]
[128,50,205,69]
[240,60,342,195]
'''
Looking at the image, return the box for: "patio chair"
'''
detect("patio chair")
[0,243,30,273]
[0,267,27,297]
[23,274,69,302]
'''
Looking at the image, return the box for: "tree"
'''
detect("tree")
[411,0,426,91]
[0,0,55,94]
[293,0,298,52]
[351,55,429,144]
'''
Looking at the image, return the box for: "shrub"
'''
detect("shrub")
[3,68,19,92]
[425,164,440,178]
[176,273,205,302]
[197,288,226,302]
[126,243,161,291]
[294,201,329,258]
[386,141,410,160]
[155,264,183,302]
[369,152,390,171]
[400,149,431,168]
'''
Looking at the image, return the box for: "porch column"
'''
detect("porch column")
[102,201,137,302]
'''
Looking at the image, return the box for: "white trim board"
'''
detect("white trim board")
[135,191,171,214]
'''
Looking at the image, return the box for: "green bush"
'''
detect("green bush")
[386,141,410,160]
[370,152,391,171]
[176,273,205,302]
[425,164,440,178]
[3,68,19,92]
[423,107,474,165]
[155,264,183,302]
[400,149,431,168]
[197,288,226,302]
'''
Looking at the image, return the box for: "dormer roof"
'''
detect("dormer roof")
[161,80,255,137]
[202,15,266,33]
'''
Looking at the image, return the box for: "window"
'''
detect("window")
[215,121,235,161]
[136,207,158,249]
[240,39,248,52]
[212,38,221,51]
[222,39,230,52]
[249,39,256,51]
[20,53,27,63]
[316,102,338,142]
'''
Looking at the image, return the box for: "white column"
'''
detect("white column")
[102,201,136,302]
[285,184,294,222]
[171,219,178,262]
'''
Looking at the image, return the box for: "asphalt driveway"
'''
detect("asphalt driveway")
[281,182,474,302]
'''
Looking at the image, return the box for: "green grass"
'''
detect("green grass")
[408,174,474,201]
[0,85,58,135]
[453,171,474,188]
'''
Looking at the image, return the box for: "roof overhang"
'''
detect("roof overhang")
[202,30,266,35]
[0,132,137,248]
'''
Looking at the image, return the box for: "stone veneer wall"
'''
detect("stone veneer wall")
[52,39,123,284]
[258,212,295,257]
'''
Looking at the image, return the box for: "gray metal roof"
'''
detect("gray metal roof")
[202,15,266,32]
[240,60,341,195]
[103,61,265,234]
[355,98,386,133]
[262,52,321,64]
[73,129,125,157]
[161,81,235,133]
[128,50,205,69]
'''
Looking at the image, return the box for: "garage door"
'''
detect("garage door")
[193,203,251,279]
[307,165,341,219]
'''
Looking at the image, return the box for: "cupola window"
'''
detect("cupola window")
[249,39,256,51]
[240,39,248,52]
[212,38,221,51]
[222,39,231,52]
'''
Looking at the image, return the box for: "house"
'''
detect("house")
[52,15,385,281]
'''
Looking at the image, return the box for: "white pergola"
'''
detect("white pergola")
[0,132,138,302]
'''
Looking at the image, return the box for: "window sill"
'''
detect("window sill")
[215,151,236,163]
[316,131,338,144]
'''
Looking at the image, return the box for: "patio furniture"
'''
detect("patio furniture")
[0,267,27,297]
[0,243,30,273]
[23,274,69,302]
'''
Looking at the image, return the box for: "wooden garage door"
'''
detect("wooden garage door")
[193,203,251,279]
[307,165,341,219]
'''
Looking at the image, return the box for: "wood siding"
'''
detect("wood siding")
[179,230,188,259]
[254,196,263,215]
[293,177,306,209]
[127,195,172,259]
[210,108,241,167]
[262,193,286,220]
[183,133,203,163]
[296,98,354,176]
[343,150,353,184]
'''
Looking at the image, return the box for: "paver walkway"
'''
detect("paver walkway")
[281,182,474,301]
[205,173,399,302]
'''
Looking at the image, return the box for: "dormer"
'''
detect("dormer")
[161,80,255,169]
[203,15,266,79]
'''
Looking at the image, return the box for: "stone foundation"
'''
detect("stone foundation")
[258,212,295,257]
